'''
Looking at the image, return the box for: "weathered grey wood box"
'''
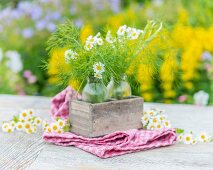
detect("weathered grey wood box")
[69,96,143,137]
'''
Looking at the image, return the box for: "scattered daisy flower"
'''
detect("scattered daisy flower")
[141,115,149,125]
[177,134,183,142]
[183,134,193,144]
[42,120,49,129]
[57,119,66,128]
[163,120,171,128]
[2,123,10,132]
[155,123,162,130]
[6,125,14,133]
[34,117,42,126]
[51,123,59,132]
[24,122,32,130]
[26,128,33,134]
[192,138,197,145]
[147,123,155,130]
[15,122,24,131]
[20,110,29,119]
[198,132,209,143]
[10,121,16,127]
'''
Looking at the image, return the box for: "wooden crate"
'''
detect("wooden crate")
[69,96,143,137]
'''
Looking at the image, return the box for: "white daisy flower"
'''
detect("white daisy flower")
[177,134,183,142]
[27,109,34,116]
[96,38,104,45]
[155,123,163,130]
[45,126,52,133]
[24,122,32,130]
[147,123,155,130]
[42,120,49,129]
[57,119,66,128]
[32,125,37,133]
[34,117,42,126]
[16,122,24,131]
[85,42,94,51]
[50,123,59,132]
[183,134,193,144]
[163,120,171,128]
[10,121,16,127]
[141,115,149,125]
[198,132,209,143]
[20,110,29,119]
[117,25,127,36]
[2,123,10,132]
[94,72,103,79]
[6,125,14,133]
[64,49,78,63]
[105,31,116,43]
[150,117,159,125]
[56,129,63,134]
[93,62,105,74]
[25,128,34,134]
[86,35,95,44]
[127,28,141,40]
[147,110,156,117]
[157,114,167,121]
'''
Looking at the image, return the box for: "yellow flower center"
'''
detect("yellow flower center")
[53,125,57,131]
[96,65,102,71]
[201,135,205,139]
[37,120,41,124]
[22,112,27,117]
[59,122,63,126]
[18,124,22,129]
[186,137,191,141]
[153,118,157,123]
[165,122,169,126]
[150,112,154,116]
[25,124,30,129]
[8,129,12,133]
[29,111,33,115]
[157,125,161,128]
[48,128,51,133]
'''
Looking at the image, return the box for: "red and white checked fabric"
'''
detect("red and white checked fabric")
[46,86,177,158]
[50,86,81,120]
[43,128,177,158]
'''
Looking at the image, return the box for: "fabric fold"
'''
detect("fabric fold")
[43,128,177,158]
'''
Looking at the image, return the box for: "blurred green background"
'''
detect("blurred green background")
[0,0,212,105]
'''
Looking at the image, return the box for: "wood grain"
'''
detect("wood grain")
[70,97,143,137]
[0,95,213,170]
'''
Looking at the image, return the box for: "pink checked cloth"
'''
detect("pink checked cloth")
[43,86,177,158]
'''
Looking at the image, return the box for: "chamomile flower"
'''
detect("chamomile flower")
[117,25,127,36]
[24,122,32,130]
[105,31,116,43]
[57,119,66,128]
[6,125,14,133]
[57,129,63,134]
[93,62,105,74]
[86,35,95,44]
[20,110,29,119]
[64,49,78,63]
[2,123,10,132]
[51,123,59,132]
[163,120,171,128]
[150,117,159,125]
[141,115,149,125]
[34,117,42,126]
[177,134,183,142]
[25,128,33,134]
[183,134,193,144]
[147,123,155,130]
[28,109,34,116]
[10,121,16,127]
[94,72,102,79]
[45,126,52,133]
[15,122,24,131]
[198,132,209,143]
[157,114,167,121]
[42,120,49,129]
[127,28,141,40]
[86,42,95,50]
[155,123,162,129]
[96,38,104,45]
[147,110,156,117]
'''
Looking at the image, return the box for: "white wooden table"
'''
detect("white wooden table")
[0,95,213,170]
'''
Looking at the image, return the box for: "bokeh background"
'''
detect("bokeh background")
[0,0,212,105]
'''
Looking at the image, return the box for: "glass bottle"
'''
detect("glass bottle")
[82,77,107,103]
[112,74,132,100]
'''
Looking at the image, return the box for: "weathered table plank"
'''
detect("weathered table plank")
[0,95,213,170]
